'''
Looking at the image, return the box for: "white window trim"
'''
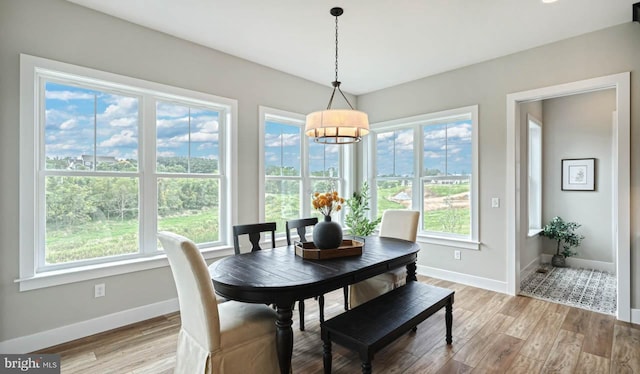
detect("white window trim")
[18,54,237,291]
[258,106,355,234]
[367,105,479,250]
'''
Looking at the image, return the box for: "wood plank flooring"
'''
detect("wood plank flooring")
[36,276,640,373]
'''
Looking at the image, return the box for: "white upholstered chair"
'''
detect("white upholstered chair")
[349,210,420,308]
[158,231,279,374]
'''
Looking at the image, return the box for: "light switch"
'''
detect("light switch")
[491,197,500,208]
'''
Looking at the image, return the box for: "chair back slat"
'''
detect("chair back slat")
[232,222,277,254]
[285,217,318,245]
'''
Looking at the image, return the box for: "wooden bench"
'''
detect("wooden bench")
[320,281,454,374]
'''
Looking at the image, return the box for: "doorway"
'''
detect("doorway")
[506,72,631,322]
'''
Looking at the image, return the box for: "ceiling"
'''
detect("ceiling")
[66,0,635,95]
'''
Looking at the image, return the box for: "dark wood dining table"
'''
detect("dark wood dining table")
[208,236,420,374]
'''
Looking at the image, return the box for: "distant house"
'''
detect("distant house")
[68,155,118,169]
[424,175,470,185]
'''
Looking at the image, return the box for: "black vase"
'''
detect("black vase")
[313,215,343,249]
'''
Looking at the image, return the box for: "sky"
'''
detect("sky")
[376,120,473,177]
[44,81,220,168]
[45,81,469,177]
[264,121,340,177]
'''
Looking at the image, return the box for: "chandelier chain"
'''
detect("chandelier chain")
[334,14,339,82]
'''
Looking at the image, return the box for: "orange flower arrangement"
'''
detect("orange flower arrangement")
[312,190,345,217]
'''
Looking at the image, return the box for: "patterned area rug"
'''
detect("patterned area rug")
[519,264,616,315]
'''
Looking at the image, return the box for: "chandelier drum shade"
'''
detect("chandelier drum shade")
[305,7,369,144]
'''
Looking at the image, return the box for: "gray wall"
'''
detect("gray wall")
[541,89,615,263]
[0,0,353,342]
[359,23,640,305]
[1,0,639,345]
[520,101,544,271]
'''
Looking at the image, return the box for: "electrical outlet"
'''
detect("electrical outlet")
[491,197,500,208]
[94,283,105,298]
[454,250,461,260]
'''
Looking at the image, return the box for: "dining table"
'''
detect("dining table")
[208,235,420,374]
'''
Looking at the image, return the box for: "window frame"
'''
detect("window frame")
[18,54,237,291]
[258,106,355,238]
[527,114,543,236]
[366,105,480,250]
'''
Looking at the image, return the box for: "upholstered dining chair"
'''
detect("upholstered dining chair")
[285,217,349,331]
[349,209,420,308]
[232,222,277,254]
[158,231,279,374]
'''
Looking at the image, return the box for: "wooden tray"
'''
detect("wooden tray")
[295,239,364,260]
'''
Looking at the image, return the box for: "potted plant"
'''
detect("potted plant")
[345,181,381,237]
[540,216,584,267]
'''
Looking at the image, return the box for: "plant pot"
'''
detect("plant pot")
[551,255,567,267]
[313,215,343,249]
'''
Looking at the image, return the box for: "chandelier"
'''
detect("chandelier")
[305,7,369,144]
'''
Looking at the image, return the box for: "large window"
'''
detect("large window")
[369,106,479,248]
[19,55,236,289]
[260,107,345,233]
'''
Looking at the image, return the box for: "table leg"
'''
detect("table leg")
[445,297,453,345]
[276,304,294,374]
[406,261,417,282]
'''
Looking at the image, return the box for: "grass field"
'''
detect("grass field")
[46,209,217,264]
[46,183,470,264]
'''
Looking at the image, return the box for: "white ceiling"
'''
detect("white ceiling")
[67,0,635,95]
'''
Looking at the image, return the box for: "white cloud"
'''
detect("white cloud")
[265,132,300,147]
[395,131,414,151]
[99,130,137,147]
[46,91,94,101]
[157,151,176,157]
[191,132,218,142]
[60,119,76,130]
[156,103,190,118]
[99,96,138,122]
[424,151,443,159]
[447,124,472,139]
[195,120,219,133]
[377,132,395,140]
[157,117,188,128]
[110,117,137,128]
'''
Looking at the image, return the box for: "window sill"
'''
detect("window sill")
[416,234,481,250]
[15,246,235,292]
[528,229,543,237]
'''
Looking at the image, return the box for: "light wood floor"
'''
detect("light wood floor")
[37,276,640,373]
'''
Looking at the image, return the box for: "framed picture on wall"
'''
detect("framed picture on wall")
[561,158,595,191]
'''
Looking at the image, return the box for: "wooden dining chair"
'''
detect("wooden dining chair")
[349,209,420,308]
[285,217,349,331]
[158,231,279,373]
[232,222,277,254]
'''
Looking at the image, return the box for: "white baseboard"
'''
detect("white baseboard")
[520,256,540,274]
[632,309,640,325]
[540,254,615,273]
[417,265,508,294]
[0,298,179,354]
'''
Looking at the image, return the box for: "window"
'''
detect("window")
[260,107,347,234]
[369,106,479,248]
[528,114,542,234]
[19,55,236,289]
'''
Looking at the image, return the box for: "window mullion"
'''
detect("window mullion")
[140,96,157,254]
[301,126,310,217]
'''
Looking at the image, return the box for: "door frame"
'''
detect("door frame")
[506,72,631,322]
